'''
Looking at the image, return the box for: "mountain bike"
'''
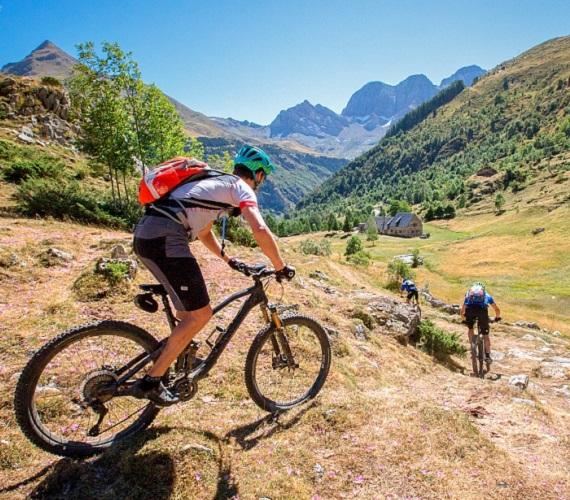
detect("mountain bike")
[468,317,500,378]
[14,264,331,457]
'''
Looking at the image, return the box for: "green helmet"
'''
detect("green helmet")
[234,145,275,176]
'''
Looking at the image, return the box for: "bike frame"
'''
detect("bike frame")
[114,278,274,387]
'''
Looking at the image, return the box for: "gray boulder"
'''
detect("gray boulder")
[508,374,529,390]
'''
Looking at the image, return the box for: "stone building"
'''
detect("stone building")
[374,212,423,238]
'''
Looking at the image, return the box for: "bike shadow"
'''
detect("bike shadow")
[2,427,175,499]
[224,402,316,451]
[2,405,314,499]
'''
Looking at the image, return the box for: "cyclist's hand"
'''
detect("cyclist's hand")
[495,316,502,323]
[276,264,295,283]
[228,257,247,274]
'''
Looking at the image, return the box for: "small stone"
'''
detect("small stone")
[309,270,329,281]
[182,443,213,454]
[512,397,535,406]
[353,323,368,341]
[521,334,536,341]
[314,463,324,476]
[553,385,570,398]
[47,247,74,262]
[552,331,561,337]
[325,327,340,339]
[538,363,566,379]
[508,374,529,390]
[491,351,505,361]
[110,244,128,259]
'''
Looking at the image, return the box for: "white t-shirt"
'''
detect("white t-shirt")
[170,174,258,240]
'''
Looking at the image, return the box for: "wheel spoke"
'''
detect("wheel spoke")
[249,317,329,409]
[16,323,159,456]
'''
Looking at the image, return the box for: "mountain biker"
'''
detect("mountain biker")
[400,278,419,305]
[131,145,295,405]
[460,282,501,365]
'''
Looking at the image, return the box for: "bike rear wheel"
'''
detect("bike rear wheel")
[477,336,485,378]
[14,321,160,457]
[245,315,331,413]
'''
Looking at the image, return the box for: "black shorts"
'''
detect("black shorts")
[465,306,490,335]
[407,290,419,301]
[133,235,210,312]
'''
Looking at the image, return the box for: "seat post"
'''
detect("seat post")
[161,293,178,331]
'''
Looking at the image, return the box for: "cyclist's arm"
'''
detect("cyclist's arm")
[460,304,466,317]
[491,303,501,317]
[241,205,285,271]
[197,222,230,263]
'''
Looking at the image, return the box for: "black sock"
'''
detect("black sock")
[140,374,161,391]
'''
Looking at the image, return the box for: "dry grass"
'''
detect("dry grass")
[0,216,569,499]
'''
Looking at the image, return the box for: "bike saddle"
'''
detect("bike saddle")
[139,284,167,295]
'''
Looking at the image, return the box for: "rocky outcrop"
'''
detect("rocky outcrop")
[0,76,76,145]
[421,290,461,315]
[349,292,421,344]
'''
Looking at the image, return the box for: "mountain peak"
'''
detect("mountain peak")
[440,65,486,88]
[1,40,77,80]
[35,40,58,51]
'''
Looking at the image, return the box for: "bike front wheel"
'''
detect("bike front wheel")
[245,315,331,413]
[14,321,160,457]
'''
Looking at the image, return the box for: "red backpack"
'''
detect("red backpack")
[138,157,211,205]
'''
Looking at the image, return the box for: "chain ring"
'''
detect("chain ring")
[173,377,198,401]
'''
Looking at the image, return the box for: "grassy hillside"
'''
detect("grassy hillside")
[297,36,570,214]
[0,217,569,498]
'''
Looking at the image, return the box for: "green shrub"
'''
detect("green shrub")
[15,178,134,228]
[411,248,422,268]
[347,250,370,267]
[40,76,62,87]
[103,261,131,286]
[0,106,6,120]
[386,259,415,291]
[345,235,363,256]
[0,138,22,162]
[351,309,375,329]
[417,319,467,361]
[2,158,62,183]
[299,239,331,256]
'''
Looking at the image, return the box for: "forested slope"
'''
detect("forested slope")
[296,36,570,216]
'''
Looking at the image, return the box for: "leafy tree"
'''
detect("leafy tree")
[388,199,411,216]
[494,192,505,213]
[345,235,363,256]
[326,212,339,231]
[70,41,185,206]
[366,215,378,242]
[342,210,353,232]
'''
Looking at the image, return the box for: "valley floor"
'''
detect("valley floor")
[0,217,569,499]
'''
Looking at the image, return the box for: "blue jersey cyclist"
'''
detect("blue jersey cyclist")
[460,282,501,364]
[400,278,419,305]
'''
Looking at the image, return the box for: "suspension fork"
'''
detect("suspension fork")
[261,303,297,368]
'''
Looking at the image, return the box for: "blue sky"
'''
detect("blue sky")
[1,0,569,124]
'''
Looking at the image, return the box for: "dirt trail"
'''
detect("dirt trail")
[0,217,569,498]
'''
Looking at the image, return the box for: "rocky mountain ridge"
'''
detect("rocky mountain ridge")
[2,41,485,160]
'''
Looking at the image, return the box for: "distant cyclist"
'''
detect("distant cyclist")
[401,278,419,305]
[460,282,501,364]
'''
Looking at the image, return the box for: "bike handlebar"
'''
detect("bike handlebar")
[235,263,275,278]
